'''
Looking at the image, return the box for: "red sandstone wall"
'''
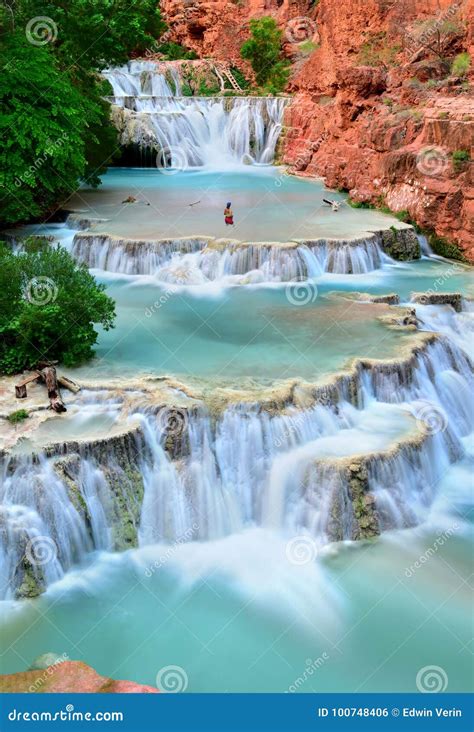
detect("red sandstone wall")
[161,0,474,259]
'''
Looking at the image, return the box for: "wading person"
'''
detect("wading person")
[224,202,234,226]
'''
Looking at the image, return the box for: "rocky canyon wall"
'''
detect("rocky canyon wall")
[161,0,473,260]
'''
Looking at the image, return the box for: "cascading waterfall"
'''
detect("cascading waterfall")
[71,233,394,282]
[2,333,472,599]
[104,61,287,168]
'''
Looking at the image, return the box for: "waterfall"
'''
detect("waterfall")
[2,333,471,599]
[104,61,287,168]
[71,233,394,281]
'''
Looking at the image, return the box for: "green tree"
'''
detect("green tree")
[0,0,166,225]
[240,17,290,92]
[0,35,88,224]
[0,241,115,374]
[12,0,166,71]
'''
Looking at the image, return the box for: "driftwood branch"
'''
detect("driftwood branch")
[14,367,81,412]
[41,366,67,413]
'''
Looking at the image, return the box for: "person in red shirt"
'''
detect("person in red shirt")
[224,202,234,226]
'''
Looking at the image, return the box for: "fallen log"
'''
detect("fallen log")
[41,366,67,413]
[14,366,79,410]
[15,372,42,399]
[57,375,81,394]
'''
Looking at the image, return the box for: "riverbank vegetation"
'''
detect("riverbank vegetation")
[0,0,164,227]
[240,17,290,94]
[0,240,115,375]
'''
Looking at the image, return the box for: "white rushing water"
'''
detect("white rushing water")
[71,233,395,282]
[2,331,472,600]
[104,61,287,168]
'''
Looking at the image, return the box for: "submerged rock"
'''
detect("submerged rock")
[411,291,463,312]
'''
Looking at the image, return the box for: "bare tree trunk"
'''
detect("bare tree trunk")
[41,366,67,413]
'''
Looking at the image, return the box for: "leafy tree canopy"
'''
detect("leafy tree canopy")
[0,240,115,374]
[0,0,166,226]
[240,17,290,93]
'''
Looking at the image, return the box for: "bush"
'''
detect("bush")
[7,410,29,425]
[452,149,470,168]
[428,233,466,262]
[240,17,290,93]
[0,242,115,375]
[451,52,471,77]
[158,42,197,61]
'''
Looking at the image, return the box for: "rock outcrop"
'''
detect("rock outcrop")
[279,0,474,261]
[0,661,158,693]
[160,0,473,260]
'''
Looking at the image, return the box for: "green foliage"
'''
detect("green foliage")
[197,78,221,96]
[181,82,194,97]
[158,42,197,61]
[348,199,373,209]
[452,149,470,172]
[230,67,250,90]
[451,52,470,77]
[428,233,466,262]
[14,0,166,71]
[452,149,470,162]
[0,0,164,226]
[357,32,400,67]
[7,409,29,425]
[0,242,115,374]
[240,17,290,92]
[0,35,87,224]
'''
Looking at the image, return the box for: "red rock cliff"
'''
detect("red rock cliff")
[162,0,473,260]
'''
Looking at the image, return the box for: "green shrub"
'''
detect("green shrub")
[452,149,470,166]
[240,17,290,92]
[348,199,374,209]
[7,409,29,425]
[198,79,221,96]
[451,52,471,77]
[230,67,250,90]
[428,233,466,262]
[357,32,400,67]
[0,242,115,375]
[158,42,197,60]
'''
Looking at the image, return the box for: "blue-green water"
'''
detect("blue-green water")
[67,168,413,242]
[1,168,473,695]
[1,515,472,692]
